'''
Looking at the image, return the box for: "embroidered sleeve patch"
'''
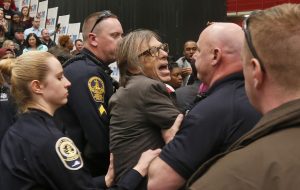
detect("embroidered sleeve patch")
[55,137,83,170]
[88,76,105,103]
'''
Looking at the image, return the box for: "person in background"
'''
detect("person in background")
[48,35,73,64]
[58,34,74,53]
[9,11,22,38]
[20,6,33,30]
[12,27,25,56]
[188,4,300,190]
[176,40,197,86]
[0,25,8,47]
[0,9,8,33]
[2,39,15,57]
[167,62,183,90]
[40,28,56,49]
[147,22,261,190]
[109,29,181,190]
[23,33,48,53]
[0,47,13,59]
[71,38,83,55]
[0,51,162,189]
[1,0,13,20]
[0,0,16,11]
[0,58,16,147]
[55,10,123,177]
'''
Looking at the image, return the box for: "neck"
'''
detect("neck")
[208,60,242,88]
[259,85,300,114]
[27,102,55,116]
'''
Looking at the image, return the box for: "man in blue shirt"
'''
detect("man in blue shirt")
[147,22,261,190]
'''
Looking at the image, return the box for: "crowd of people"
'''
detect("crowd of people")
[0,0,83,60]
[1,2,300,190]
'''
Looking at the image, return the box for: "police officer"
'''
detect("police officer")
[0,59,16,147]
[0,51,161,189]
[55,10,123,177]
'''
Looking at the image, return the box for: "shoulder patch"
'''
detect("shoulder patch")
[88,76,105,103]
[55,137,83,170]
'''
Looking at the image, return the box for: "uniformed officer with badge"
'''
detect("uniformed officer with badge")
[55,10,123,177]
[1,51,162,189]
[0,59,16,147]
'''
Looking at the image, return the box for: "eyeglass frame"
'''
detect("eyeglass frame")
[138,43,169,58]
[242,13,266,72]
[90,10,113,33]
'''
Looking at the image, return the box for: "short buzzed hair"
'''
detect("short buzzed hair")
[82,11,117,41]
[246,3,300,88]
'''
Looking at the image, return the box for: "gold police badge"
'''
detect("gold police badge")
[55,137,83,170]
[88,76,105,103]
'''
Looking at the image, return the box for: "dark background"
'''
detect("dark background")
[47,0,226,59]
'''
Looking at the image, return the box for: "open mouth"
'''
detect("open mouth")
[159,64,169,71]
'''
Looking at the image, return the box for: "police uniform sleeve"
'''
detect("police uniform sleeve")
[63,62,111,173]
[108,169,143,190]
[37,137,99,189]
[143,82,180,129]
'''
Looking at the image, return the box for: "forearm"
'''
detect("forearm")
[148,157,185,190]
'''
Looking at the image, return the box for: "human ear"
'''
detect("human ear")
[30,80,43,94]
[88,33,98,47]
[212,48,221,66]
[251,58,264,89]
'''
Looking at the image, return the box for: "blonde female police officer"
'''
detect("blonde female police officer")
[0,51,161,190]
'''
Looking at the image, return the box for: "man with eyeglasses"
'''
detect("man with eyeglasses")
[147,22,261,190]
[109,29,181,190]
[56,10,123,177]
[186,4,300,190]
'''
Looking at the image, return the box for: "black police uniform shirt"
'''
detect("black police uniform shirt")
[0,85,16,147]
[160,72,262,179]
[0,109,144,190]
[56,48,115,176]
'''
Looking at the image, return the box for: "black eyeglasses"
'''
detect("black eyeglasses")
[90,10,113,33]
[138,43,169,58]
[242,13,266,72]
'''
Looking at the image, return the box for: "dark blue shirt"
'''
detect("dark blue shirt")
[56,48,116,176]
[0,109,143,190]
[160,72,261,179]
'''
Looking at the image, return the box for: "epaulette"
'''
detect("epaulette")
[62,53,86,68]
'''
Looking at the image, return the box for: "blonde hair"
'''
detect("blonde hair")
[117,29,159,87]
[248,3,300,88]
[2,40,14,49]
[11,51,54,112]
[0,58,15,85]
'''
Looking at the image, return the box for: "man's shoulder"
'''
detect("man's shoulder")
[176,56,185,64]
[63,54,87,69]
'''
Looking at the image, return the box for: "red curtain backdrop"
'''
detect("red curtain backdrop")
[227,0,300,12]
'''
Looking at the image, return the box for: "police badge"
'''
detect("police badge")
[88,76,105,103]
[55,137,83,170]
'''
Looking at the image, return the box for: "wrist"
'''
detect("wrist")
[133,165,147,177]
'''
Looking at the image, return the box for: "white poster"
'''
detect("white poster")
[29,0,39,18]
[21,0,30,8]
[55,14,70,44]
[37,0,48,28]
[109,62,120,82]
[67,23,81,43]
[15,0,23,11]
[79,32,83,40]
[46,7,58,41]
